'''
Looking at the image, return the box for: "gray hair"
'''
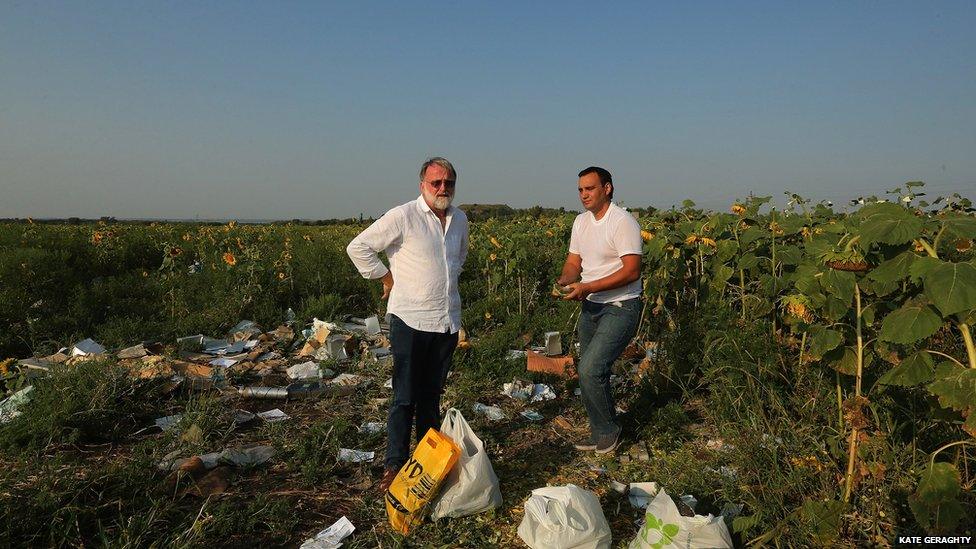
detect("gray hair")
[419,157,457,181]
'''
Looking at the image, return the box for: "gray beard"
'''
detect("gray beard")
[424,190,453,210]
[433,195,452,210]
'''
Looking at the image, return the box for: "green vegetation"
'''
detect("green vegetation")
[0,185,973,546]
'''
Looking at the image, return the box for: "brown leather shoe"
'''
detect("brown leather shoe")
[378,468,398,492]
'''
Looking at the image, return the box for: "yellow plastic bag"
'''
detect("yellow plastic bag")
[385,428,461,535]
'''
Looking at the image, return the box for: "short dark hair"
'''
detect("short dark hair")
[578,166,613,199]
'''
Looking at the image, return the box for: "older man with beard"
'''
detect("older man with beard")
[346,157,469,491]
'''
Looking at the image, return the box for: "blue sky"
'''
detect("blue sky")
[1,2,974,219]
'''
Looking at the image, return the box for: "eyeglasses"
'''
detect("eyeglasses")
[425,179,456,190]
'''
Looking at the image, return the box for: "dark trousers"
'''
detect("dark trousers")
[385,315,458,471]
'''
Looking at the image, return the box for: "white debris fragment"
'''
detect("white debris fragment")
[287,361,322,380]
[256,409,290,422]
[628,482,660,509]
[71,338,106,356]
[300,516,355,549]
[471,402,507,421]
[530,384,556,402]
[329,373,363,387]
[0,386,34,424]
[337,448,374,463]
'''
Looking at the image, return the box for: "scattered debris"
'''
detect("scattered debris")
[501,379,534,400]
[552,416,574,431]
[117,342,161,359]
[526,350,576,378]
[187,466,233,498]
[71,338,106,356]
[154,414,182,432]
[256,408,289,422]
[227,320,261,341]
[501,379,557,402]
[337,448,374,463]
[232,409,257,425]
[520,410,544,421]
[287,361,322,380]
[364,315,381,336]
[329,373,363,387]
[220,445,275,467]
[238,386,289,399]
[368,347,391,361]
[628,482,660,508]
[471,402,507,421]
[300,516,355,549]
[358,422,385,434]
[0,386,33,423]
[543,331,562,356]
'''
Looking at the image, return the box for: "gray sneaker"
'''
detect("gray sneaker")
[573,437,597,451]
[595,430,621,454]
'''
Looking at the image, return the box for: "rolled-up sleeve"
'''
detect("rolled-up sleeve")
[346,210,402,279]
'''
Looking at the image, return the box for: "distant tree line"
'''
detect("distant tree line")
[0,204,661,226]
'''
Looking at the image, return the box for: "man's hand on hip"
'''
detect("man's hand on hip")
[381,271,394,300]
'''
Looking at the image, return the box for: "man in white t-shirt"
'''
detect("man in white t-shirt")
[346,157,469,491]
[557,166,643,454]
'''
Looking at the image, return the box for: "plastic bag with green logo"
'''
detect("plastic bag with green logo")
[629,488,732,549]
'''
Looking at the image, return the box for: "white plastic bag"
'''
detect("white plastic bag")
[430,408,502,519]
[629,488,732,549]
[517,484,611,549]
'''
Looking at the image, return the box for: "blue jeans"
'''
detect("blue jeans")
[578,297,641,444]
[385,315,458,470]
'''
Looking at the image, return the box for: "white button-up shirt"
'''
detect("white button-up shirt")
[346,196,469,333]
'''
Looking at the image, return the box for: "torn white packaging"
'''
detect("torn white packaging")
[337,448,374,463]
[287,361,321,380]
[628,482,660,509]
[530,384,556,402]
[300,515,355,549]
[257,408,290,422]
[471,402,507,421]
[544,331,561,356]
[209,357,238,368]
[364,315,381,335]
[329,373,363,387]
[501,379,534,400]
[71,338,106,356]
[0,386,34,424]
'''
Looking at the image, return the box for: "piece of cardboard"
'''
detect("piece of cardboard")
[526,350,576,378]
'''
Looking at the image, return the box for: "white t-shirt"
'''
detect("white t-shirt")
[569,202,643,303]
